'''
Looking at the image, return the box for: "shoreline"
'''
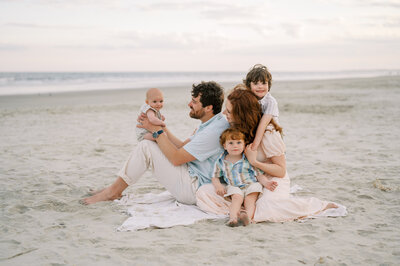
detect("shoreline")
[0,74,398,100]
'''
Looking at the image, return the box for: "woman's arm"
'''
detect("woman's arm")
[251,114,272,150]
[245,145,286,178]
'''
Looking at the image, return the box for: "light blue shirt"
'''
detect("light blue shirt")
[183,112,230,188]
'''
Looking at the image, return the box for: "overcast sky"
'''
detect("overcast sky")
[1,0,399,71]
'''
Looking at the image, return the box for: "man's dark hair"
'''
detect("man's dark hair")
[191,81,224,114]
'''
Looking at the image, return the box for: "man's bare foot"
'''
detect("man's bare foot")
[87,188,105,196]
[323,203,338,211]
[238,211,250,226]
[81,187,122,205]
[227,218,239,227]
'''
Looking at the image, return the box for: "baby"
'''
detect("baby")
[211,128,277,226]
[136,88,166,141]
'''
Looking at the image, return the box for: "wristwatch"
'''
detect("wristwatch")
[152,129,164,139]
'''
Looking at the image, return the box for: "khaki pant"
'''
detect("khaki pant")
[118,140,197,204]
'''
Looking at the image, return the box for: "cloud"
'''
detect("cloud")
[0,43,26,50]
[4,22,93,30]
[135,1,269,20]
[280,23,304,38]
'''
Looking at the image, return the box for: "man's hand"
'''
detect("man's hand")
[137,113,162,132]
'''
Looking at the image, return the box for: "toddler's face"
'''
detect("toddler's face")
[223,138,245,156]
[146,92,164,111]
[250,81,269,99]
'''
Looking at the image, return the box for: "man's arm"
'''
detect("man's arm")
[163,127,190,149]
[155,132,195,166]
[138,117,195,166]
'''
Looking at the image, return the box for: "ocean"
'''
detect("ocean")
[0,69,399,96]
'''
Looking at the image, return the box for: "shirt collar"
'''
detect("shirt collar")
[198,112,222,130]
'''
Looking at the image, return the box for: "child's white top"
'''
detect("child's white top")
[259,92,279,123]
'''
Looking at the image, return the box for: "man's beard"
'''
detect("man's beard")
[189,108,205,119]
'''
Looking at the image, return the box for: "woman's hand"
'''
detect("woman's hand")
[245,144,258,165]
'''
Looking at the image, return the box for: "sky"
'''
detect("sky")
[0,0,399,72]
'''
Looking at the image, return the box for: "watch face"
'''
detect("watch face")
[152,132,158,138]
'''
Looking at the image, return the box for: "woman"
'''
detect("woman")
[196,88,337,222]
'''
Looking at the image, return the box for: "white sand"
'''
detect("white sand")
[1,77,399,265]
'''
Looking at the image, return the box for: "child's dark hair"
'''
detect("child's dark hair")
[244,64,272,91]
[220,128,246,146]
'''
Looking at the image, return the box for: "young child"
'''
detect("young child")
[211,128,277,227]
[244,64,282,151]
[136,88,166,141]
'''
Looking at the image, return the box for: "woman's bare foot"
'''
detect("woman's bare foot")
[238,211,250,226]
[323,203,338,211]
[81,187,122,205]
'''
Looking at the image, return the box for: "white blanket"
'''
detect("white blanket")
[116,186,347,231]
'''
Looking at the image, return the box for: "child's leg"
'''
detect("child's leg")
[143,132,155,141]
[258,175,278,191]
[244,192,259,222]
[228,194,244,226]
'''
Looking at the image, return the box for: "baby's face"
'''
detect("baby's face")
[223,138,245,156]
[250,81,269,99]
[146,91,164,111]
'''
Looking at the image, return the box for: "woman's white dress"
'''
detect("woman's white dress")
[196,127,332,222]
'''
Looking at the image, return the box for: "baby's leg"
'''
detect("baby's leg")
[258,175,278,191]
[244,192,259,223]
[228,194,244,227]
[143,132,155,141]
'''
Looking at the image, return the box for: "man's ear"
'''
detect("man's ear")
[204,105,213,113]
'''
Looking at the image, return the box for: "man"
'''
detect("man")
[83,81,229,205]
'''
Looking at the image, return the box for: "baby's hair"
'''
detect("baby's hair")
[244,64,273,91]
[220,128,246,146]
[146,88,162,99]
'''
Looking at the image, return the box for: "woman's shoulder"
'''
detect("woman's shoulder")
[261,129,285,158]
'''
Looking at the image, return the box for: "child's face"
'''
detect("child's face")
[250,81,269,99]
[146,91,164,111]
[223,138,245,156]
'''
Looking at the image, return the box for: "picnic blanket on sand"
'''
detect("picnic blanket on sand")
[116,185,347,231]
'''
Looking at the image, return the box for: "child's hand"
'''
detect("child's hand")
[214,183,226,197]
[161,114,166,121]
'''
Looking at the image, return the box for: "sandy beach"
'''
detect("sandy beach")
[1,76,400,265]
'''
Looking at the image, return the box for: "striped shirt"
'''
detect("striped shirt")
[260,92,279,124]
[212,151,259,188]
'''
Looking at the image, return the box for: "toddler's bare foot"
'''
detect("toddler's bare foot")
[239,211,250,226]
[81,187,122,205]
